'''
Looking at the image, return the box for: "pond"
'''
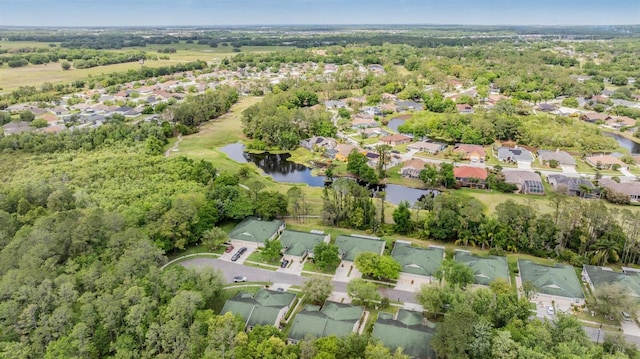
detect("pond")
[603,132,640,154]
[387,118,406,133]
[219,142,436,205]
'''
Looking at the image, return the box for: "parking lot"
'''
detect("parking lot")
[218,241,257,264]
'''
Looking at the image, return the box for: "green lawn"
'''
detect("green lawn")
[302,261,336,275]
[247,251,281,266]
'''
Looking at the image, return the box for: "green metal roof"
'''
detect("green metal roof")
[279,230,328,257]
[287,301,364,341]
[583,265,640,301]
[335,235,385,262]
[228,218,285,244]
[372,309,436,359]
[518,259,585,299]
[392,243,444,277]
[454,251,510,286]
[220,289,296,328]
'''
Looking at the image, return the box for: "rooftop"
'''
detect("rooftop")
[497,147,533,162]
[583,265,640,302]
[221,289,296,328]
[518,259,584,299]
[335,235,386,262]
[454,251,510,286]
[453,166,488,180]
[228,218,285,244]
[372,309,436,359]
[538,150,576,166]
[391,242,444,277]
[288,302,364,341]
[278,230,328,257]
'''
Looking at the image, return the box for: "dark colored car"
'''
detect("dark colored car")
[238,247,248,254]
[225,245,235,253]
[280,259,289,268]
[231,247,248,262]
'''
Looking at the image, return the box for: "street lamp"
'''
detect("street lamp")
[596,324,602,345]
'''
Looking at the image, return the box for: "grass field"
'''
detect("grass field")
[0,41,291,92]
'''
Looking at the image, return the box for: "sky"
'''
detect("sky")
[0,0,638,27]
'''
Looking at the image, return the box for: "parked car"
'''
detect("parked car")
[280,259,289,268]
[238,247,248,254]
[622,312,631,321]
[547,306,555,315]
[233,276,247,283]
[231,253,241,262]
[225,245,235,253]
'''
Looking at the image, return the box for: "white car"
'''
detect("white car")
[547,306,555,315]
[233,276,247,283]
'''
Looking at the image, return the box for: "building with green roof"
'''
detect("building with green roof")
[518,259,585,303]
[287,301,364,343]
[583,265,640,302]
[278,229,330,258]
[392,241,444,278]
[372,309,436,359]
[454,250,509,286]
[220,288,296,330]
[335,235,385,262]
[228,217,285,246]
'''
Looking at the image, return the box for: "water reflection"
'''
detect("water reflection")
[603,132,640,154]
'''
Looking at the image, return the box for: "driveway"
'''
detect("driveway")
[395,274,433,292]
[517,161,532,169]
[277,257,304,275]
[561,165,578,175]
[219,241,257,264]
[333,261,362,282]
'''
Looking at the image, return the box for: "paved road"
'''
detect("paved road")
[583,325,640,346]
[179,257,418,304]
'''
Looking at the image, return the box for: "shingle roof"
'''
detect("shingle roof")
[518,259,584,299]
[228,218,284,244]
[288,302,363,341]
[497,147,533,162]
[453,166,488,180]
[372,310,436,359]
[584,265,640,301]
[221,289,296,328]
[335,235,386,262]
[454,251,510,286]
[392,243,444,277]
[538,150,576,166]
[279,230,327,257]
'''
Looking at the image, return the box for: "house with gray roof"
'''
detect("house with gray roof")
[503,170,545,195]
[454,250,510,286]
[228,218,285,247]
[372,309,436,359]
[278,229,330,260]
[497,147,533,164]
[287,301,364,343]
[547,174,597,198]
[2,121,34,136]
[537,150,576,167]
[335,235,385,262]
[392,241,444,280]
[582,265,640,302]
[599,178,640,203]
[221,289,296,330]
[518,259,585,305]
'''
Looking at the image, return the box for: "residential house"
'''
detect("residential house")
[547,174,598,198]
[380,134,412,146]
[552,107,581,116]
[395,100,424,112]
[300,136,337,151]
[585,154,628,170]
[50,106,69,116]
[401,159,428,179]
[518,259,585,307]
[582,265,640,303]
[606,116,636,130]
[497,147,533,165]
[503,170,545,194]
[392,241,444,281]
[408,141,447,154]
[38,113,59,125]
[288,302,364,343]
[221,289,296,330]
[351,114,378,129]
[324,100,348,109]
[334,144,357,161]
[453,144,485,163]
[453,166,488,189]
[581,112,612,123]
[599,179,640,203]
[228,218,286,247]
[362,127,388,138]
[362,106,382,116]
[536,103,558,112]
[335,235,385,262]
[368,64,385,74]
[454,250,510,286]
[278,229,330,262]
[456,103,474,114]
[372,310,436,359]
[2,121,34,135]
[365,152,380,167]
[537,150,576,167]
